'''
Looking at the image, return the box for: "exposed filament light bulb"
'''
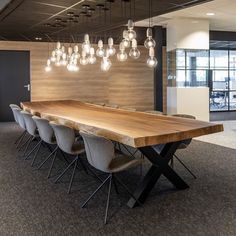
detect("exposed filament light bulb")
[88,47,96,64]
[107,37,116,56]
[45,59,51,72]
[101,50,111,72]
[144,28,156,49]
[80,50,88,65]
[117,42,127,62]
[51,50,56,62]
[122,30,130,48]
[82,34,91,54]
[129,39,140,59]
[147,47,158,68]
[96,39,105,57]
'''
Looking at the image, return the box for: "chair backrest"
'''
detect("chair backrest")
[50,122,75,154]
[9,104,20,123]
[172,114,196,148]
[32,116,55,144]
[21,111,37,136]
[80,131,114,173]
[13,108,25,129]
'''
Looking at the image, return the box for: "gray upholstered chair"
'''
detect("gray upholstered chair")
[28,116,61,171]
[20,111,40,157]
[171,114,197,179]
[12,108,28,149]
[9,104,27,145]
[50,122,87,194]
[80,131,142,224]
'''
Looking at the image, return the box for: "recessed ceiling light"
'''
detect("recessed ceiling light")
[206,12,215,16]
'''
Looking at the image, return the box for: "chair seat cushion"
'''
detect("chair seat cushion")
[109,155,142,173]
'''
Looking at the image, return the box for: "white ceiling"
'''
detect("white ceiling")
[135,0,236,31]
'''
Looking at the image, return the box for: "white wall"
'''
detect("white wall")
[167,87,210,121]
[167,18,209,51]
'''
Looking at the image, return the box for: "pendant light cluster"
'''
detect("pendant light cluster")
[45,0,157,72]
[145,0,157,68]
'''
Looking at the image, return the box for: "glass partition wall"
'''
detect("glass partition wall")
[167,49,236,112]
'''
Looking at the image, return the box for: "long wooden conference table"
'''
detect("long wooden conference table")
[21,100,223,208]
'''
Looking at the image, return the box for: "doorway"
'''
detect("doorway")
[0,50,30,122]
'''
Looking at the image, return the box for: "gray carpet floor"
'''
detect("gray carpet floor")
[0,122,236,236]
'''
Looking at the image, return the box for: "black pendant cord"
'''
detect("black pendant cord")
[109,1,112,37]
[149,0,151,28]
[129,0,132,19]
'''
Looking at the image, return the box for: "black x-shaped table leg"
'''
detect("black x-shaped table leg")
[127,141,189,208]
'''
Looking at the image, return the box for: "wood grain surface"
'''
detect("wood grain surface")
[21,100,224,148]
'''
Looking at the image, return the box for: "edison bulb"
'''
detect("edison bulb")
[51,50,56,62]
[147,57,158,68]
[144,37,156,49]
[122,38,130,48]
[80,57,88,65]
[101,58,111,72]
[88,56,96,64]
[45,65,51,72]
[129,48,140,59]
[127,29,136,40]
[96,48,105,57]
[107,47,116,56]
[117,51,128,62]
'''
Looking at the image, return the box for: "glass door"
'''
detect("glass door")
[210,50,229,111]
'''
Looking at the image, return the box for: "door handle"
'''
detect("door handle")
[24,84,31,91]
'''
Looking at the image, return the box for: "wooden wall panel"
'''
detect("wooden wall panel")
[0,41,154,111]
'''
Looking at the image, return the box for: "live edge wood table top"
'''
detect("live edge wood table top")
[21,100,223,148]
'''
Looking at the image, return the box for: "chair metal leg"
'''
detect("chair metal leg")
[47,148,58,178]
[37,147,58,170]
[16,131,27,148]
[22,136,34,157]
[67,156,78,194]
[31,141,42,167]
[25,139,42,160]
[15,131,26,144]
[173,154,197,179]
[54,157,77,183]
[104,176,112,225]
[81,174,111,208]
[18,135,31,151]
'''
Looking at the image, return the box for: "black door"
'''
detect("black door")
[0,50,30,122]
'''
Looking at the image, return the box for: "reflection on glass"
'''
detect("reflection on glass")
[210,91,228,111]
[229,51,236,69]
[210,50,228,69]
[212,70,229,90]
[230,91,236,110]
[176,50,185,69]
[186,50,209,69]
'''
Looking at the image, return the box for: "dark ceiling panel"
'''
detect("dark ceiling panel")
[0,0,213,42]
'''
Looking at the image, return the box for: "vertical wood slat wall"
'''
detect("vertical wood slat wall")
[0,41,155,111]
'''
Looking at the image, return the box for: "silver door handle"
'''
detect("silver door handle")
[24,84,31,91]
